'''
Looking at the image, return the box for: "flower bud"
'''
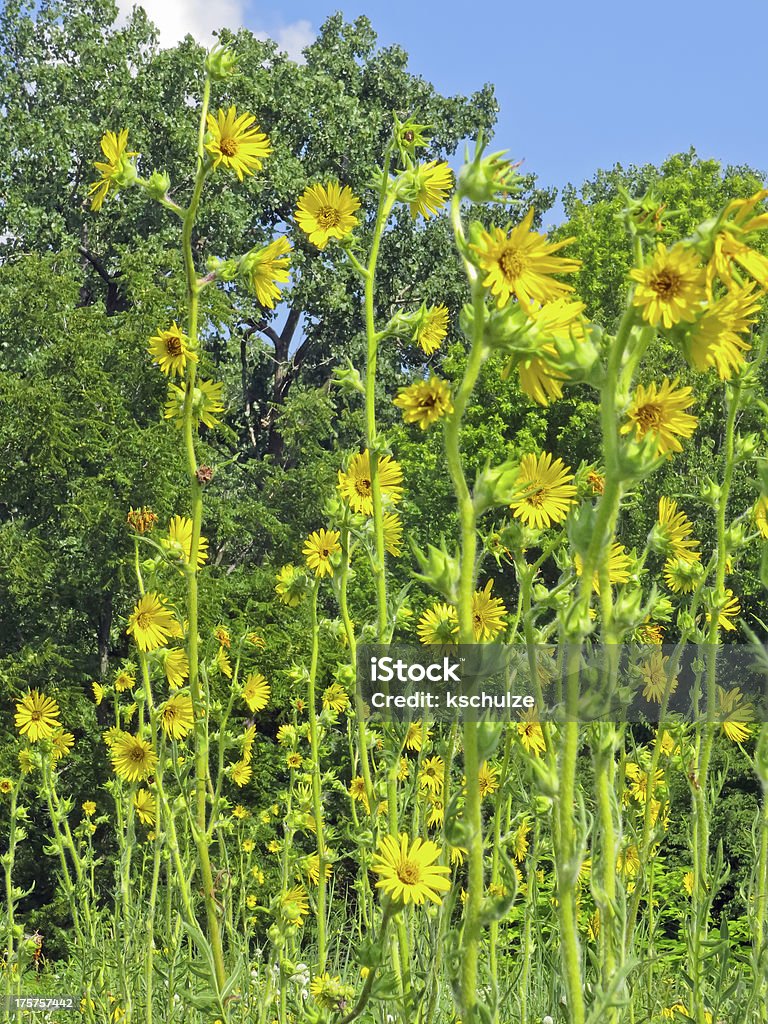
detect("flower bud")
[145,169,171,200]
[473,459,520,515]
[205,45,238,81]
[458,144,523,204]
[700,477,722,506]
[331,359,365,395]
[411,537,460,603]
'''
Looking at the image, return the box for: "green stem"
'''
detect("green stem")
[307,584,328,970]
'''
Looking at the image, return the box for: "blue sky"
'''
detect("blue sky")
[238,0,768,225]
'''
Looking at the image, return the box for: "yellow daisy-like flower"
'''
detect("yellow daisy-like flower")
[685,283,760,379]
[426,796,444,828]
[349,776,370,812]
[371,834,451,906]
[89,129,137,211]
[415,304,449,354]
[404,720,431,752]
[655,497,700,563]
[303,853,333,886]
[635,620,664,645]
[92,682,105,706]
[398,757,410,781]
[621,378,698,456]
[629,243,706,328]
[303,528,341,578]
[133,789,156,827]
[418,755,445,794]
[472,580,507,641]
[242,672,270,713]
[322,682,350,713]
[275,564,306,607]
[637,649,677,704]
[126,593,178,652]
[163,515,209,568]
[110,732,157,783]
[478,761,500,798]
[408,161,453,219]
[147,322,197,378]
[513,818,531,861]
[712,589,740,632]
[617,843,641,877]
[383,511,403,557]
[232,804,249,820]
[51,730,75,762]
[417,602,458,645]
[309,972,352,1012]
[242,839,255,853]
[337,450,404,515]
[216,645,233,679]
[241,725,256,763]
[114,670,136,692]
[82,801,96,817]
[508,451,577,530]
[160,694,194,740]
[286,751,303,770]
[470,208,580,309]
[295,182,361,249]
[164,379,225,430]
[574,543,632,594]
[230,760,253,787]
[754,495,768,539]
[15,691,61,742]
[280,885,310,926]
[707,228,768,294]
[163,648,189,689]
[393,377,453,430]
[718,685,752,743]
[517,717,546,756]
[205,106,271,180]
[244,237,292,308]
[515,299,587,406]
[18,750,34,775]
[663,555,704,594]
[276,724,296,747]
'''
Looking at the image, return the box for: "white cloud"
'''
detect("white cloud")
[116,1,315,60]
[116,0,245,47]
[254,19,315,63]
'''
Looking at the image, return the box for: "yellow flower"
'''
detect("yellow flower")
[629,243,706,328]
[707,227,768,294]
[718,685,752,743]
[82,801,96,817]
[663,555,704,594]
[163,648,189,689]
[515,299,586,405]
[574,543,632,594]
[241,725,256,763]
[383,511,403,557]
[126,593,178,652]
[295,182,360,249]
[309,972,353,1012]
[163,515,209,568]
[127,506,158,534]
[470,209,580,308]
[371,834,451,905]
[408,161,453,219]
[303,528,341,578]
[338,450,403,515]
[682,871,695,896]
[472,580,507,641]
[426,796,444,828]
[286,751,303,770]
[625,763,665,803]
[243,236,291,308]
[322,682,350,713]
[659,730,677,756]
[638,650,677,704]
[160,694,194,740]
[242,673,270,713]
[712,589,740,632]
[418,755,445,794]
[231,760,253,787]
[147,322,197,378]
[92,681,105,705]
[509,451,577,530]
[51,730,75,762]
[478,761,500,798]
[276,724,296,747]
[303,853,333,886]
[513,818,531,861]
[685,283,760,379]
[14,691,61,742]
[349,776,370,812]
[232,805,249,820]
[655,497,700,563]
[398,757,410,781]
[621,378,697,456]
[110,733,157,783]
[205,106,271,180]
[393,377,453,429]
[242,839,255,853]
[404,720,431,752]
[416,304,449,354]
[617,843,640,876]
[164,379,224,429]
[133,789,156,827]
[114,670,136,692]
[280,885,310,926]
[755,495,768,539]
[18,750,34,775]
[517,717,546,756]
[275,564,306,607]
[89,129,137,210]
[417,602,458,645]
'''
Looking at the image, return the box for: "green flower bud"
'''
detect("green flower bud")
[411,537,460,603]
[473,459,520,515]
[331,359,365,394]
[458,143,523,204]
[145,169,171,200]
[205,45,238,81]
[700,477,722,506]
